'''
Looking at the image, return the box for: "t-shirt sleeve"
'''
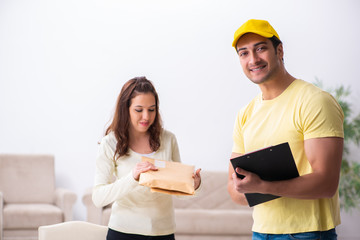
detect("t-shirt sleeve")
[232,110,245,154]
[301,91,344,140]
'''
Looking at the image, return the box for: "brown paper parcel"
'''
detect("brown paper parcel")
[139,156,195,195]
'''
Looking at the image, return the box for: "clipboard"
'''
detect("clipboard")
[230,142,299,207]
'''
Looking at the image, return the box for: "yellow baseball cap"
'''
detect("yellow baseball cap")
[232,19,280,48]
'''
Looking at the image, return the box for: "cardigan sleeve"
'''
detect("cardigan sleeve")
[171,133,181,163]
[92,135,138,208]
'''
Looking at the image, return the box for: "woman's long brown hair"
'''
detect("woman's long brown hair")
[105,76,162,159]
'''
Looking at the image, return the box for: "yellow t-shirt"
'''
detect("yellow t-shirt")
[232,79,344,234]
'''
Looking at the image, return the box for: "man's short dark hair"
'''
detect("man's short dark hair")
[269,36,282,51]
[269,36,283,62]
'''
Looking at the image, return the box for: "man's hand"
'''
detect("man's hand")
[228,153,248,205]
[232,167,263,194]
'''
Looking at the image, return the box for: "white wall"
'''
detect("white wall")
[1,0,359,238]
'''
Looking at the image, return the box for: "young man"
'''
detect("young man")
[227,19,344,240]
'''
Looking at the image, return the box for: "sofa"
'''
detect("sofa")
[82,170,253,239]
[38,221,108,240]
[82,189,111,226]
[0,154,77,240]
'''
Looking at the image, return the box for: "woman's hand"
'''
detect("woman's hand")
[132,161,158,181]
[193,168,202,190]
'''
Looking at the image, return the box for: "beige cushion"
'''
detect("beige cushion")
[3,229,39,239]
[38,221,108,240]
[4,204,63,229]
[0,154,55,203]
[175,209,252,235]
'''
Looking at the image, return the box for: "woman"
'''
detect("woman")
[92,76,201,240]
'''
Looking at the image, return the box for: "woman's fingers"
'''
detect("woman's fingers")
[133,162,158,181]
[193,168,202,190]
